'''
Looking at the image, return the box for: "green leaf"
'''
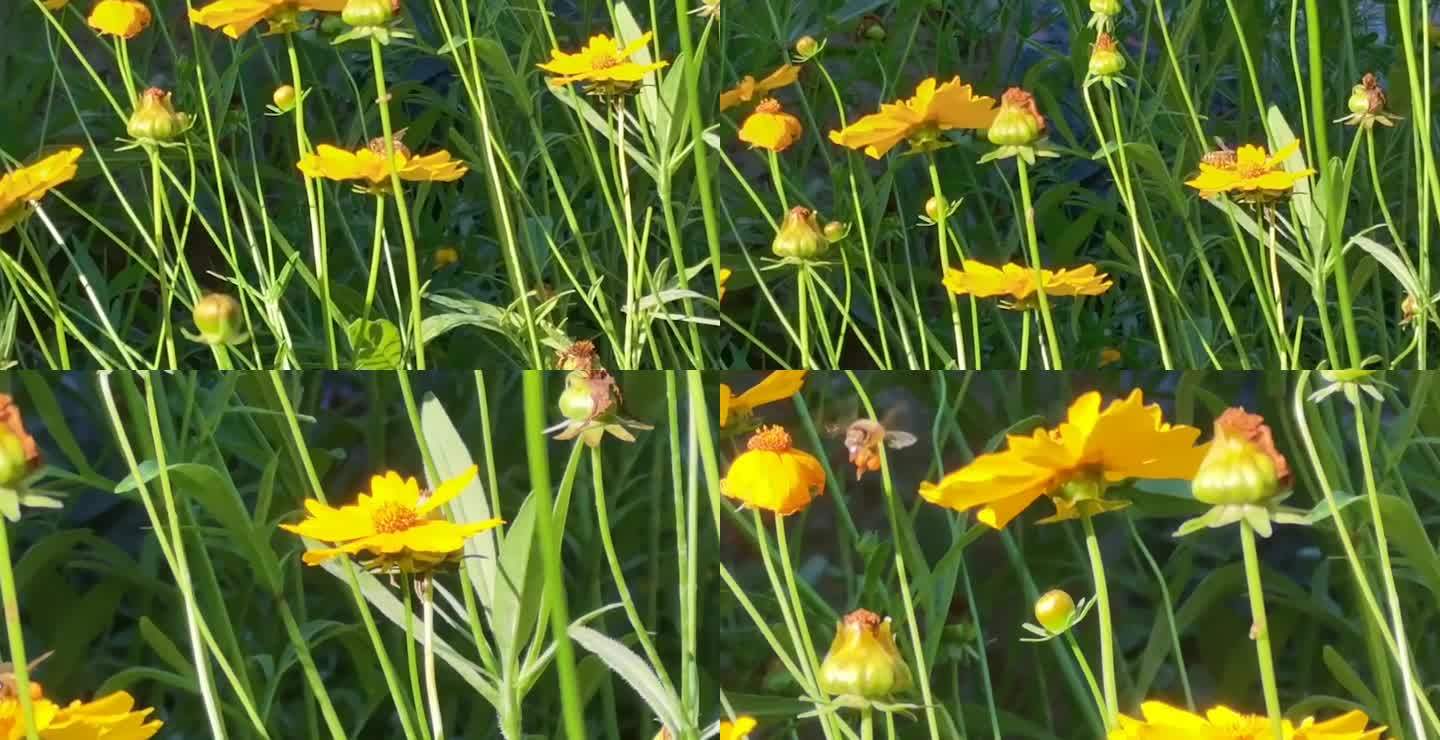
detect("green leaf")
[347,318,404,369]
[139,616,195,678]
[1321,645,1381,711]
[569,625,685,734]
[490,491,545,662]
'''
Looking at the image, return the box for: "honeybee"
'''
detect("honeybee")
[0,651,52,701]
[829,417,918,480]
[1200,141,1238,170]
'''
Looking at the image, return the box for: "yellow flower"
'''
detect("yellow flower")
[537,32,668,94]
[718,267,732,301]
[190,0,346,38]
[0,148,83,235]
[920,390,1206,528]
[942,260,1112,308]
[719,716,757,740]
[1109,702,1386,740]
[1099,347,1122,366]
[718,370,806,428]
[720,64,800,111]
[721,425,825,516]
[87,0,151,38]
[829,77,997,158]
[281,466,503,573]
[296,141,468,192]
[1185,140,1315,202]
[0,689,162,740]
[434,246,460,269]
[738,99,803,152]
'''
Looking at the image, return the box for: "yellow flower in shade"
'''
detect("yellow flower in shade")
[87,0,151,38]
[738,99,803,152]
[281,466,504,573]
[0,689,162,740]
[719,716,756,740]
[0,148,83,235]
[718,370,807,428]
[297,140,467,193]
[1099,347,1122,366]
[721,425,825,516]
[1109,702,1385,740]
[720,64,800,111]
[828,77,997,158]
[920,390,1207,528]
[942,260,1112,309]
[1185,140,1315,203]
[189,0,346,38]
[433,246,460,269]
[537,32,668,95]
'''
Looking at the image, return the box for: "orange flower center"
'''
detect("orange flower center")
[372,501,422,533]
[1235,161,1269,179]
[587,51,620,70]
[756,98,781,114]
[747,425,793,452]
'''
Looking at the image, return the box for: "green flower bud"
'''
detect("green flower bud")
[823,220,846,242]
[342,0,393,28]
[127,88,189,143]
[987,88,1045,147]
[1089,33,1126,78]
[1347,85,1371,117]
[0,395,40,488]
[857,15,885,42]
[924,196,944,221]
[192,293,245,346]
[795,35,819,58]
[1034,590,1076,634]
[1090,0,1121,16]
[558,376,599,422]
[1191,408,1290,506]
[273,85,297,112]
[771,206,827,260]
[818,609,912,700]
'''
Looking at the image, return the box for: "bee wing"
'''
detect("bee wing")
[884,430,918,449]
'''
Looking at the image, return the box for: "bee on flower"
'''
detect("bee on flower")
[296,136,467,194]
[829,77,997,158]
[538,32,668,97]
[1185,140,1314,204]
[942,260,1112,310]
[0,148,82,235]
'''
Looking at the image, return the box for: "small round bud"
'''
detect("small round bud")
[342,0,392,28]
[1401,293,1419,325]
[924,196,945,221]
[1347,85,1372,116]
[433,246,459,269]
[818,609,913,700]
[1088,33,1126,78]
[772,206,828,260]
[192,293,245,346]
[558,380,597,422]
[987,87,1045,147]
[857,15,885,42]
[1090,0,1121,15]
[1034,590,1076,634]
[823,220,846,242]
[1192,408,1291,506]
[795,35,819,58]
[273,85,297,112]
[127,88,189,143]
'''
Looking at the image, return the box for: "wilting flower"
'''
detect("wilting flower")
[817,609,913,700]
[1110,702,1385,740]
[982,87,1055,163]
[1338,73,1400,128]
[720,64,800,111]
[297,140,467,193]
[537,32,668,96]
[88,0,151,37]
[548,369,653,447]
[127,88,192,144]
[721,425,825,515]
[920,390,1206,528]
[0,395,41,488]
[829,77,997,158]
[719,716,756,740]
[718,370,806,428]
[190,0,346,37]
[771,206,828,261]
[1174,407,1307,538]
[282,467,502,573]
[942,260,1112,309]
[1185,141,1314,203]
[0,688,162,740]
[739,99,803,152]
[0,147,82,235]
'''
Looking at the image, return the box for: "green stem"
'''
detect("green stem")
[927,157,968,369]
[0,519,39,740]
[285,34,338,369]
[796,267,811,367]
[1015,158,1063,368]
[861,707,874,740]
[362,196,388,324]
[1080,514,1116,728]
[421,578,443,740]
[369,37,425,368]
[402,575,432,740]
[1239,520,1284,739]
[1063,631,1107,721]
[671,0,726,299]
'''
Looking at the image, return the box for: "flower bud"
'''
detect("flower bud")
[273,85,297,112]
[771,206,827,260]
[795,35,819,58]
[1401,293,1419,325]
[1090,0,1121,15]
[1089,33,1126,78]
[925,196,945,221]
[987,88,1045,147]
[433,246,459,269]
[1034,590,1076,634]
[192,293,245,346]
[1192,408,1291,506]
[342,0,393,28]
[558,368,619,424]
[823,220,846,242]
[818,609,912,700]
[127,88,189,143]
[857,14,885,42]
[0,395,41,488]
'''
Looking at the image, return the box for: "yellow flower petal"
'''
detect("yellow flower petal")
[88,0,151,38]
[416,465,479,515]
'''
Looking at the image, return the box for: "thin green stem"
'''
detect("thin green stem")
[369,37,425,368]
[286,34,338,369]
[1015,158,1062,368]
[1063,631,1106,720]
[1239,520,1284,740]
[1080,514,1116,729]
[927,157,968,369]
[0,519,39,740]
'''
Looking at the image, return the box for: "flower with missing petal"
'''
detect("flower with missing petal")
[719,371,806,429]
[1186,141,1314,203]
[88,0,151,37]
[739,99,803,152]
[297,140,467,193]
[721,425,825,515]
[720,64,800,111]
[281,467,503,573]
[943,260,1112,310]
[0,148,83,235]
[538,32,668,96]
[190,0,346,38]
[920,390,1206,528]
[829,77,997,158]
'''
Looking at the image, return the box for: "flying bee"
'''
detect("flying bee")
[827,416,918,480]
[0,651,53,701]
